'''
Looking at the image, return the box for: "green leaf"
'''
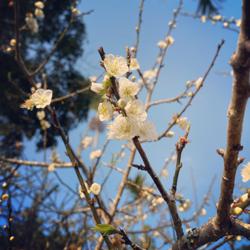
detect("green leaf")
[92,224,118,236]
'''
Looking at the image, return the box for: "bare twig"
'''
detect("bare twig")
[134,0,145,57]
[171,129,189,196]
[132,137,184,239]
[158,39,225,140]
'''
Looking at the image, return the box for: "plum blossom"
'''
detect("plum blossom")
[125,100,147,122]
[241,162,250,182]
[138,120,158,141]
[176,117,189,131]
[90,82,104,94]
[107,115,138,140]
[30,89,53,108]
[130,58,140,70]
[35,8,44,18]
[81,136,93,149]
[157,40,167,49]
[118,77,139,100]
[104,54,128,77]
[165,36,174,45]
[98,101,113,121]
[21,89,52,110]
[25,13,39,33]
[90,183,101,195]
[90,149,102,160]
[34,1,44,9]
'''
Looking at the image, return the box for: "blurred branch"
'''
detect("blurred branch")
[0,157,73,169]
[51,85,90,103]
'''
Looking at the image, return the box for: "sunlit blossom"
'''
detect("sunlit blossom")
[37,110,45,120]
[176,117,189,131]
[90,82,104,94]
[98,101,113,121]
[81,136,93,149]
[90,149,102,160]
[138,120,158,141]
[25,13,39,33]
[30,89,53,109]
[130,58,140,70]
[165,36,174,45]
[104,54,128,77]
[157,40,167,49]
[34,1,44,9]
[90,183,101,195]
[125,100,147,122]
[241,162,250,182]
[118,77,139,99]
[35,8,44,18]
[107,115,138,140]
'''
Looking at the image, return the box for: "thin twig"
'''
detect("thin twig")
[158,39,225,140]
[134,0,145,57]
[132,137,184,239]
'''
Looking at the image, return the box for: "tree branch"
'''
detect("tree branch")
[216,0,250,227]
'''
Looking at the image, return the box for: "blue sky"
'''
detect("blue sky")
[24,0,250,247]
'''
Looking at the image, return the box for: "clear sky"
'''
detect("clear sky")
[24,0,249,247]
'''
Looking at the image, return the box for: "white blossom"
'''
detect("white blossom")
[108,115,138,140]
[40,120,50,130]
[235,19,241,27]
[103,54,128,77]
[98,101,113,121]
[90,149,102,160]
[138,120,158,141]
[81,136,93,149]
[241,162,250,182]
[78,184,90,198]
[34,1,44,9]
[37,110,45,120]
[157,40,167,49]
[118,77,139,99]
[176,117,189,131]
[212,15,222,21]
[200,15,207,23]
[48,163,55,172]
[117,98,127,109]
[90,82,104,94]
[195,77,203,89]
[10,39,16,47]
[25,13,39,33]
[21,99,35,110]
[90,183,101,195]
[125,100,147,122]
[166,131,175,138]
[30,89,53,108]
[130,58,140,70]
[165,36,174,45]
[71,8,81,16]
[143,69,157,80]
[200,208,207,216]
[35,8,44,18]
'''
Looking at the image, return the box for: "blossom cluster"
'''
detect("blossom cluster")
[21,88,53,110]
[91,54,157,141]
[79,182,101,197]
